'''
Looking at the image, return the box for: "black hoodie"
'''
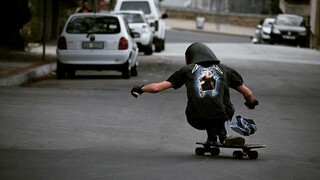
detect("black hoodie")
[167,42,244,130]
[185,42,220,65]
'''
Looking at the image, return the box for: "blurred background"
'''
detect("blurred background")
[0,0,319,51]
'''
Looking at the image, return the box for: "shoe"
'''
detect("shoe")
[205,139,218,145]
[223,136,245,146]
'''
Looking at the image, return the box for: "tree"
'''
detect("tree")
[0,0,31,50]
[270,0,283,14]
[109,0,116,10]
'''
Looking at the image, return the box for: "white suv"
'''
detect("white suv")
[113,0,168,52]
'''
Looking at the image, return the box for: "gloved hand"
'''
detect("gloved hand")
[131,85,144,98]
[244,99,259,109]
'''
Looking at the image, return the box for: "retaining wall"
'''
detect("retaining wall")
[165,8,271,27]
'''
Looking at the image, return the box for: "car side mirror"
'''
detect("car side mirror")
[257,25,262,29]
[162,13,168,19]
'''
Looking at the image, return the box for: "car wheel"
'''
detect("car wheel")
[144,44,153,55]
[56,60,66,79]
[269,36,275,44]
[154,38,162,52]
[299,41,307,48]
[67,69,76,79]
[131,64,138,77]
[122,61,130,79]
[161,39,165,51]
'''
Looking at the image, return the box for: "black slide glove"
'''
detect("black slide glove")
[244,99,259,109]
[131,85,144,98]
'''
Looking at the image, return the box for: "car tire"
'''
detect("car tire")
[154,38,162,52]
[67,69,76,79]
[161,39,165,51]
[56,60,66,79]
[131,64,138,77]
[122,61,131,79]
[299,41,307,48]
[144,44,153,55]
[269,39,275,45]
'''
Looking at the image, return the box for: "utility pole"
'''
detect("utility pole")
[42,0,47,61]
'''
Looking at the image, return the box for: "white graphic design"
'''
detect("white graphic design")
[193,64,223,97]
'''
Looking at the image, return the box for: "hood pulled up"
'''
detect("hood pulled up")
[185,42,220,65]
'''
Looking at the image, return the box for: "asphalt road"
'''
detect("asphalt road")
[1,31,320,179]
[166,29,250,43]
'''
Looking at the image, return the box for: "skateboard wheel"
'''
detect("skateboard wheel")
[233,151,243,159]
[195,147,205,156]
[248,151,259,159]
[210,148,220,156]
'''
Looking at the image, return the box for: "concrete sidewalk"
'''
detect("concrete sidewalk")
[0,18,257,87]
[0,51,56,87]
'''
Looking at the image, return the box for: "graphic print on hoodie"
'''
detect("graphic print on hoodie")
[192,63,224,98]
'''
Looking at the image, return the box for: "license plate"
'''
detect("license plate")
[82,42,104,49]
[283,35,295,40]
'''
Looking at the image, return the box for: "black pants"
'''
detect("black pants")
[187,118,227,142]
[206,126,227,143]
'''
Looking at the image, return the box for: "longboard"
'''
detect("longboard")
[195,142,266,159]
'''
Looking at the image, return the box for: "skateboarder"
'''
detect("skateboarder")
[131,42,258,145]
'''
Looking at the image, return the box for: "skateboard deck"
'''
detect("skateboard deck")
[195,142,266,159]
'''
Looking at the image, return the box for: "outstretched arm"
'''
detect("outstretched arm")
[236,85,253,103]
[236,85,259,109]
[142,81,174,93]
[131,81,174,97]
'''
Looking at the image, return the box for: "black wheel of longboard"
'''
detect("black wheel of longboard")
[233,151,243,159]
[196,142,265,159]
[195,147,205,156]
[209,148,220,156]
[248,151,259,159]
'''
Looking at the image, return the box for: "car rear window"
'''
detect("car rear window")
[66,16,121,34]
[122,13,145,23]
[120,2,151,14]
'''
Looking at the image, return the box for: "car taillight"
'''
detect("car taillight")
[155,20,159,31]
[118,37,128,50]
[57,36,67,50]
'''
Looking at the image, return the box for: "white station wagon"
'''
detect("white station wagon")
[56,13,139,79]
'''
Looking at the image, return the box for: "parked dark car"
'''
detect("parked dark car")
[270,14,307,47]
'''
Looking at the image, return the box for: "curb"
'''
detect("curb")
[0,62,56,87]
